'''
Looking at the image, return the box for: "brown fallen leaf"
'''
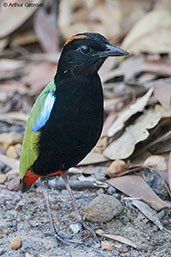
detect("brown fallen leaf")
[134,116,171,157]
[21,62,57,95]
[79,151,108,166]
[103,57,171,83]
[106,88,153,138]
[168,152,171,191]
[0,38,8,52]
[121,10,171,54]
[10,31,38,47]
[153,79,171,111]
[0,0,41,38]
[104,104,162,160]
[58,0,121,40]
[132,200,163,230]
[0,112,29,123]
[103,234,137,249]
[33,1,59,53]
[144,155,167,171]
[99,57,117,83]
[102,112,117,135]
[107,175,171,211]
[0,59,25,80]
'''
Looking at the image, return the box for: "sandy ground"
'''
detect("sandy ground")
[0,179,171,257]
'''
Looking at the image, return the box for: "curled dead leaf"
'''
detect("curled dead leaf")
[122,10,171,54]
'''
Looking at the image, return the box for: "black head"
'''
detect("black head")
[57,32,128,77]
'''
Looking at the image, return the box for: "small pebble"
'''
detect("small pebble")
[0,174,7,184]
[6,145,18,159]
[107,185,117,195]
[25,253,36,257]
[0,162,5,171]
[84,194,123,223]
[117,245,128,253]
[0,132,22,150]
[46,246,51,251]
[69,223,80,234]
[162,219,169,225]
[10,237,22,250]
[101,241,114,251]
[6,168,19,179]
[51,204,60,210]
[97,188,105,195]
[96,229,104,237]
[15,205,22,212]
[113,193,121,200]
[152,225,158,232]
[107,160,126,178]
[95,169,106,181]
[61,189,68,195]
[122,216,129,225]
[14,143,21,156]
[7,177,20,191]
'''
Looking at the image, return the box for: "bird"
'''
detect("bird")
[19,32,128,244]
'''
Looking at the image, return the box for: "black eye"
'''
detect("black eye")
[80,45,91,55]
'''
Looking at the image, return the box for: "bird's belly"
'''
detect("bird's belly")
[32,99,103,175]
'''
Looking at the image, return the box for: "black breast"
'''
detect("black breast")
[32,74,104,175]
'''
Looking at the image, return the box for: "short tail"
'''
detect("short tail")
[20,169,40,193]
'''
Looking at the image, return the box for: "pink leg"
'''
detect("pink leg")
[61,172,99,241]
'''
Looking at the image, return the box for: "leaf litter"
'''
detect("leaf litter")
[0,1,171,256]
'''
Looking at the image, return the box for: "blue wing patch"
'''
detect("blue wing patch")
[32,92,55,132]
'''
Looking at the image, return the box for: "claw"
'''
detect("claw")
[79,219,100,243]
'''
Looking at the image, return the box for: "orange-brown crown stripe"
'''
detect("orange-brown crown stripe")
[64,35,88,46]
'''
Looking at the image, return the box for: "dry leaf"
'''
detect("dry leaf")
[168,152,171,191]
[21,62,57,95]
[79,151,108,166]
[144,155,167,171]
[103,57,171,83]
[104,105,162,160]
[0,0,41,38]
[34,3,59,53]
[0,112,28,123]
[0,38,8,52]
[106,88,153,138]
[99,57,117,83]
[58,0,121,40]
[121,10,171,54]
[10,31,38,47]
[107,175,171,211]
[153,79,171,111]
[132,200,163,230]
[103,234,137,249]
[0,59,25,71]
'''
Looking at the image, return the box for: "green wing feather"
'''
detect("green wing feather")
[19,79,56,179]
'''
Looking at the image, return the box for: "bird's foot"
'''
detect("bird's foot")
[40,226,82,246]
[78,218,100,243]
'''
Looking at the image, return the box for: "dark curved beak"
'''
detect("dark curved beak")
[100,44,129,58]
